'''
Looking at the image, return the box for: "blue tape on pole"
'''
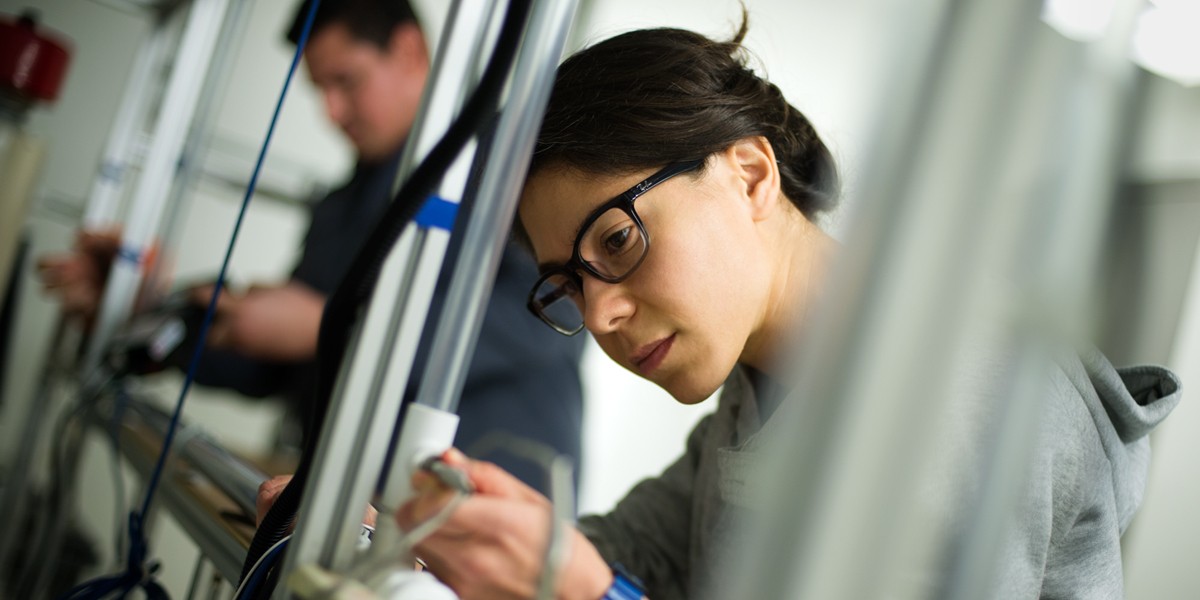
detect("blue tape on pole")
[117,245,143,265]
[415,196,459,231]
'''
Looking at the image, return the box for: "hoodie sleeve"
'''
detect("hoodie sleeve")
[577,415,712,600]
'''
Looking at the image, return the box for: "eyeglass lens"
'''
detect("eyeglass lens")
[579,207,648,279]
[532,272,584,333]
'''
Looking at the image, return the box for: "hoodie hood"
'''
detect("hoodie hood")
[1068,346,1182,533]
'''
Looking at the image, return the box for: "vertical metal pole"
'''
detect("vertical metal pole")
[729,0,1148,598]
[147,0,256,298]
[0,319,69,591]
[281,0,578,589]
[374,0,578,540]
[414,0,576,422]
[280,0,497,577]
[185,553,208,600]
[81,12,174,228]
[82,0,233,372]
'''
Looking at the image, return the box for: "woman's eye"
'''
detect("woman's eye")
[603,227,632,255]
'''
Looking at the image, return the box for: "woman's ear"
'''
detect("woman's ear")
[723,136,781,221]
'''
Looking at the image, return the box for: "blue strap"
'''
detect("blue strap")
[415,196,459,231]
[116,245,143,266]
[603,563,646,600]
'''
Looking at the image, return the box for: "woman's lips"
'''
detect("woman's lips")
[633,334,675,376]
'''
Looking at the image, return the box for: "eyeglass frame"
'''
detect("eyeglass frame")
[526,158,706,336]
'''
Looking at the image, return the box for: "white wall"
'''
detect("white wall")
[1122,75,1200,600]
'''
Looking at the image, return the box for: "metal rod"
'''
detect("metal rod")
[125,400,267,519]
[81,12,173,227]
[185,553,207,600]
[415,0,577,415]
[83,0,234,371]
[0,320,69,585]
[113,402,253,584]
[280,0,497,578]
[147,0,257,298]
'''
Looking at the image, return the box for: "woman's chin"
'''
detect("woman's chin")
[662,378,723,406]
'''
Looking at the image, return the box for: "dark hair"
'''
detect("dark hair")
[529,19,840,221]
[285,0,420,48]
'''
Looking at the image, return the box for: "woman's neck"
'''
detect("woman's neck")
[741,211,835,377]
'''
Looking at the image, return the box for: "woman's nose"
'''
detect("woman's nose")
[581,276,634,335]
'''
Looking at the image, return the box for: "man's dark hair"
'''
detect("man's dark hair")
[286,0,420,48]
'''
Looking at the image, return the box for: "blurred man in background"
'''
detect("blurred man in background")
[38,0,585,494]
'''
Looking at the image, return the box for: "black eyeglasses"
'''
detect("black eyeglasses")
[527,159,705,335]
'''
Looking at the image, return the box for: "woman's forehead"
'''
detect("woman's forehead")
[520,166,648,254]
[520,170,598,251]
[525,164,662,208]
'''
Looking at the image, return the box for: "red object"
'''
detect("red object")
[0,11,72,104]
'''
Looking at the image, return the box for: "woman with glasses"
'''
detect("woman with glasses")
[386,18,1177,600]
[398,23,840,600]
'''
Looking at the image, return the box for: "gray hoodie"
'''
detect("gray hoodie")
[579,348,1180,599]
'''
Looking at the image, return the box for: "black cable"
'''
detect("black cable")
[240,0,535,590]
[0,235,28,408]
[23,376,113,599]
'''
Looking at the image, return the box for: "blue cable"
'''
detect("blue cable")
[57,1,322,598]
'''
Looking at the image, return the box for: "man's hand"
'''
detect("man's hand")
[37,229,122,320]
[399,449,613,600]
[256,474,377,529]
[194,282,325,362]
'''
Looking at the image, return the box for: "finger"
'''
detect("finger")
[396,485,459,531]
[255,476,292,525]
[37,257,83,286]
[36,255,71,272]
[38,267,67,288]
[445,454,545,504]
[246,283,278,295]
[78,229,122,251]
